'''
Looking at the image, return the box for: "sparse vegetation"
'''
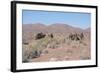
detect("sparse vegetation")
[22,23,91,63]
[35,32,46,40]
[68,33,84,41]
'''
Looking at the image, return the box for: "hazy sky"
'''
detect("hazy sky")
[22,10,91,29]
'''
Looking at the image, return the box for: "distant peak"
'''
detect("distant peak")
[51,23,68,25]
[32,23,45,25]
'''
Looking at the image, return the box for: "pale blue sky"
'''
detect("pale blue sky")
[22,10,91,29]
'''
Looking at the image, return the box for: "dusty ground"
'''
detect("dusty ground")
[22,33,91,63]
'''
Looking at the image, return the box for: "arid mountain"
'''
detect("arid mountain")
[22,23,90,44]
[84,27,91,33]
[22,23,46,33]
[47,23,84,33]
[22,23,84,34]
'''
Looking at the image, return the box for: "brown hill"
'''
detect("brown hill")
[84,27,91,33]
[22,23,46,33]
[22,23,84,34]
[47,23,84,33]
[22,23,90,44]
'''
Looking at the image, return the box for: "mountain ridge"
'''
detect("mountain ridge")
[23,23,90,34]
